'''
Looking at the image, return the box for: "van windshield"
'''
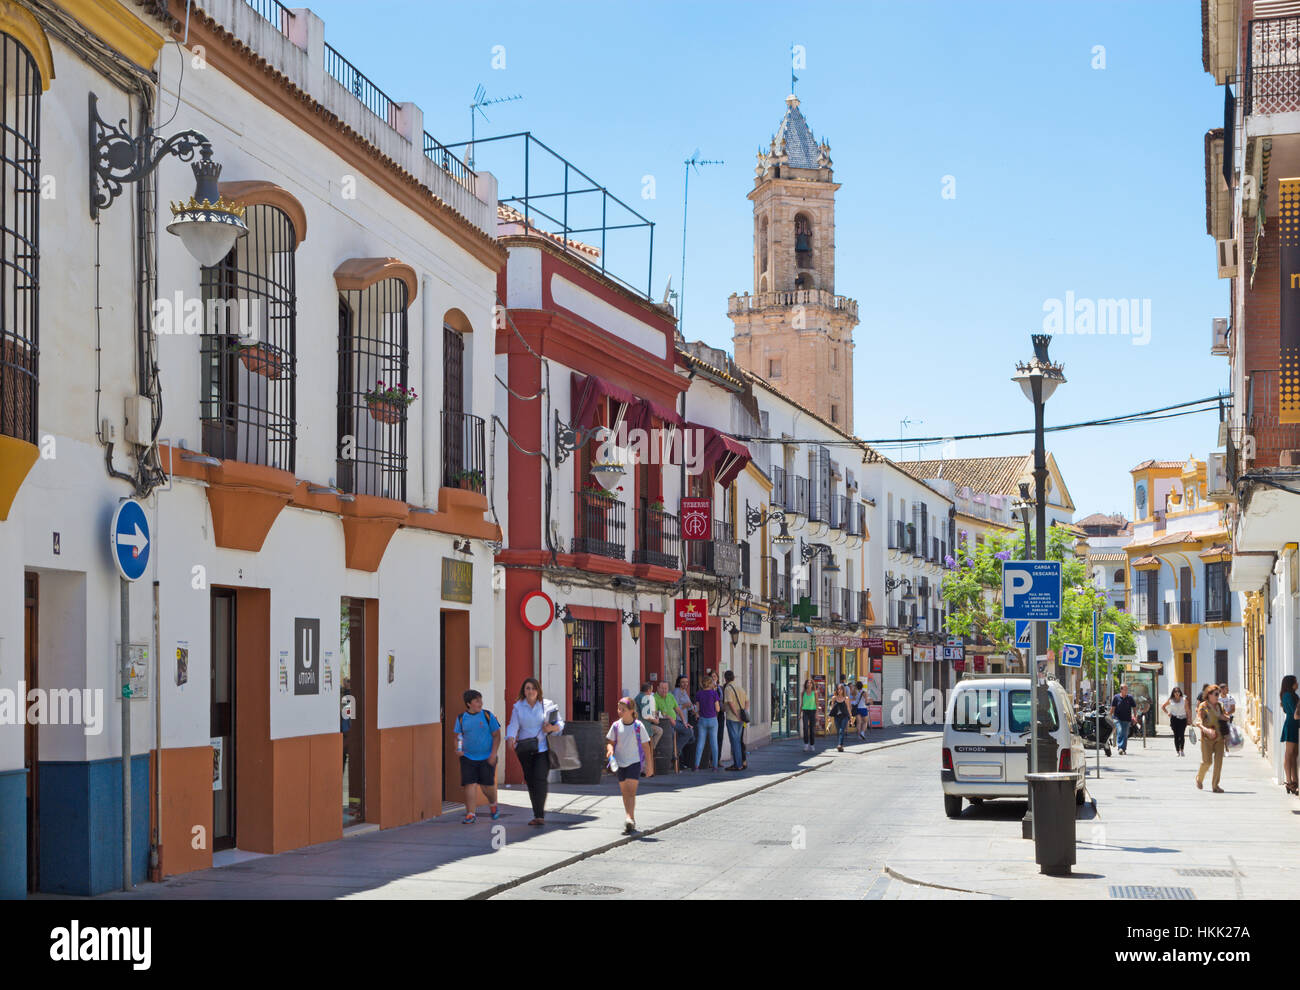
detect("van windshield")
[952,689,1000,732]
[1008,690,1059,734]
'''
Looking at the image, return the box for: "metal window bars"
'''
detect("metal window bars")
[573,490,626,559]
[441,411,485,493]
[0,32,41,445]
[1247,16,1300,115]
[632,500,680,569]
[200,203,297,471]
[337,278,410,501]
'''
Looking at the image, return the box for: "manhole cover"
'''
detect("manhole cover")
[541,883,622,896]
[1108,885,1196,900]
[1176,868,1239,878]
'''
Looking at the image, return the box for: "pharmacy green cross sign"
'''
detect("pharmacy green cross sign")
[790,596,818,623]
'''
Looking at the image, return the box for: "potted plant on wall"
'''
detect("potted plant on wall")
[363,381,417,424]
[225,336,285,379]
[453,469,484,490]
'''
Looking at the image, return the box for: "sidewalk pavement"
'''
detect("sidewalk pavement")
[883,730,1300,899]
[99,724,937,900]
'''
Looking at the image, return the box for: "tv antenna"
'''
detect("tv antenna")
[468,85,523,169]
[679,149,724,336]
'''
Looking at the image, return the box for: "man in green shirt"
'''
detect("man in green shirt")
[656,680,694,763]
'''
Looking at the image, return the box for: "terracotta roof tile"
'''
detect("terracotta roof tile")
[896,456,1032,496]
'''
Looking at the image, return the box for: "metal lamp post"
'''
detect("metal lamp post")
[1011,334,1065,837]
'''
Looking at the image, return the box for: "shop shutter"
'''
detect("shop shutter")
[883,657,906,725]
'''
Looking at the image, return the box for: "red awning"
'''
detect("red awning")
[700,425,752,488]
[627,397,684,434]
[571,373,636,432]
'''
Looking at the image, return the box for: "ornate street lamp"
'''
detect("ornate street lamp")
[622,609,642,643]
[90,93,247,265]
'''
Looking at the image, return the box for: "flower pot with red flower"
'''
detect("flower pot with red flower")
[363,381,417,425]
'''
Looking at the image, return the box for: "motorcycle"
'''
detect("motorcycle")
[1076,706,1115,757]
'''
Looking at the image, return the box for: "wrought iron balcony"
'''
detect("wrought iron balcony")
[1164,600,1202,625]
[1205,599,1233,623]
[792,476,810,517]
[829,494,848,531]
[762,555,777,600]
[809,487,829,524]
[573,490,626,559]
[841,588,854,624]
[686,519,741,578]
[771,466,787,509]
[858,589,870,623]
[1247,16,1300,115]
[632,502,680,569]
[442,411,486,494]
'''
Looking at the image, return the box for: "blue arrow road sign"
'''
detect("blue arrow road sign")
[1102,631,1116,660]
[1061,643,1084,668]
[110,499,150,582]
[1015,620,1031,648]
[1001,560,1062,621]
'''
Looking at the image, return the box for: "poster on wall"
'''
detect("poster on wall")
[869,654,882,674]
[387,651,396,684]
[116,643,150,699]
[278,651,289,693]
[1282,177,1300,423]
[323,650,334,692]
[211,737,223,791]
[175,642,189,688]
[294,618,320,695]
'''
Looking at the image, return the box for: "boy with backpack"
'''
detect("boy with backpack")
[454,689,502,823]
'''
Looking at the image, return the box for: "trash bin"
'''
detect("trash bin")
[1026,772,1076,876]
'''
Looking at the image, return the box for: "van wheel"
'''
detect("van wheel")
[944,795,963,818]
[969,797,984,805]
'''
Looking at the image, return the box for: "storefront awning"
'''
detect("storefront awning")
[626,396,684,434]
[700,426,752,489]
[571,373,636,432]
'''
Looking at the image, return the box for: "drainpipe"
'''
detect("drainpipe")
[422,274,436,506]
[149,577,161,882]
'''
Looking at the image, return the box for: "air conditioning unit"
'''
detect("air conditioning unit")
[1211,317,1230,355]
[1207,451,1231,502]
[1217,239,1239,278]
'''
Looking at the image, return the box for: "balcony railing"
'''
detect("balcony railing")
[889,520,903,550]
[632,503,680,569]
[771,466,787,509]
[1164,600,1202,625]
[423,133,476,192]
[809,486,828,524]
[792,476,810,518]
[243,0,292,34]
[829,494,848,531]
[728,289,859,321]
[762,555,777,600]
[841,588,854,624]
[858,589,870,623]
[1205,599,1233,623]
[686,519,740,577]
[324,42,400,128]
[1247,16,1300,115]
[573,491,626,559]
[442,411,486,494]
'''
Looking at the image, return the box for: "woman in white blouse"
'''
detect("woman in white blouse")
[1161,686,1190,757]
[506,678,564,826]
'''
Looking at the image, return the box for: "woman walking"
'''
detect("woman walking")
[1161,686,1189,757]
[693,674,721,771]
[800,678,818,753]
[1194,685,1229,793]
[1282,675,1299,795]
[829,683,851,752]
[506,677,563,827]
[605,697,653,834]
[853,681,870,740]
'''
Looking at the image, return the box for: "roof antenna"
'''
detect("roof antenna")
[468,85,523,170]
[679,150,724,338]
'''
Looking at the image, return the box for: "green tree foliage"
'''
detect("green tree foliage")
[941,525,1137,688]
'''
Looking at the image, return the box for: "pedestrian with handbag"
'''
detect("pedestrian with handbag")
[1161,686,1189,757]
[605,697,653,834]
[1194,685,1229,793]
[800,678,818,753]
[853,680,870,740]
[721,669,749,771]
[829,683,851,752]
[506,677,564,827]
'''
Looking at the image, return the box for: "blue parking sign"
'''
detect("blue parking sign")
[1001,560,1062,621]
[1061,643,1084,668]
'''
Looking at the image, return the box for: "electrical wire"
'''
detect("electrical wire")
[732,395,1224,448]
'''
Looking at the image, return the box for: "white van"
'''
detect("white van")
[941,674,1085,818]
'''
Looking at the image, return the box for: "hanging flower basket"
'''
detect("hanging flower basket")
[363,381,417,425]
[237,342,284,380]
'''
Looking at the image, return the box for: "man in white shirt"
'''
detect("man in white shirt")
[634,682,662,776]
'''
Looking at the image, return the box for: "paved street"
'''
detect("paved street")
[499,731,1300,900]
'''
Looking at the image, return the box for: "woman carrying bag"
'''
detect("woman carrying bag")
[1194,686,1229,794]
[506,677,564,827]
[829,683,852,752]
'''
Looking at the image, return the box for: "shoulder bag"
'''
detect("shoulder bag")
[726,683,751,724]
[513,703,541,757]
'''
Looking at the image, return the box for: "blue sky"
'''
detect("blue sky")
[305,0,1225,517]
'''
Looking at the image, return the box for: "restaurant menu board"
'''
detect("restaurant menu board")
[813,674,827,730]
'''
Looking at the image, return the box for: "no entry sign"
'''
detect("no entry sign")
[520,591,554,631]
